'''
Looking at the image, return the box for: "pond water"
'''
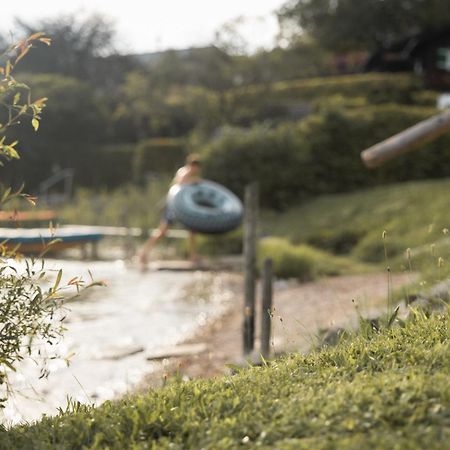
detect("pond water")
[1,259,231,425]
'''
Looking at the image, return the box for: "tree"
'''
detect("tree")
[279,0,450,51]
[12,14,136,89]
[1,73,107,190]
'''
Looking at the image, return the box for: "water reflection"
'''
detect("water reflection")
[2,259,229,425]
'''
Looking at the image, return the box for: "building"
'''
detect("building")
[366,26,450,89]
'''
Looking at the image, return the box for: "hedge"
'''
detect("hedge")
[224,73,424,125]
[202,104,450,209]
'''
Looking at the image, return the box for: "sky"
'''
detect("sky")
[0,0,287,54]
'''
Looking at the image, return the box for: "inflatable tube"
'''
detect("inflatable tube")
[167,181,243,234]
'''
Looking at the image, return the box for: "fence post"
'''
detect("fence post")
[243,183,258,356]
[260,258,273,359]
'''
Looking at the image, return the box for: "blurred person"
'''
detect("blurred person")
[139,154,202,268]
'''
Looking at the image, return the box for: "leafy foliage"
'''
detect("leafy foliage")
[0,313,447,448]
[12,14,135,88]
[262,178,450,286]
[1,73,106,189]
[0,33,49,166]
[258,237,367,279]
[0,35,69,408]
[280,0,450,51]
[202,102,450,209]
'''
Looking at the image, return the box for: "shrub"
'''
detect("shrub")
[0,73,106,190]
[259,237,315,280]
[0,34,66,408]
[203,124,311,209]
[258,237,365,280]
[224,73,422,125]
[203,104,450,209]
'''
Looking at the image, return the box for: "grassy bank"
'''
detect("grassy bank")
[264,178,450,276]
[258,237,370,280]
[1,312,448,449]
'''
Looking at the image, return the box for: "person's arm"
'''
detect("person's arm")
[171,168,184,186]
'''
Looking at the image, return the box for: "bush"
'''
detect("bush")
[224,73,422,125]
[259,237,315,280]
[258,237,366,280]
[203,124,311,209]
[265,73,421,104]
[203,104,450,209]
[0,34,68,409]
[1,73,107,190]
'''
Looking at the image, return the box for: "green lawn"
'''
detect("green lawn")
[263,178,450,279]
[1,312,448,449]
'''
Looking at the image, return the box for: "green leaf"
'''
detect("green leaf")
[53,269,63,292]
[1,187,11,203]
[32,118,40,131]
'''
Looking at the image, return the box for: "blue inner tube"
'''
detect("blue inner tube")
[167,181,243,234]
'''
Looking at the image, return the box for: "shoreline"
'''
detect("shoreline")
[140,271,417,388]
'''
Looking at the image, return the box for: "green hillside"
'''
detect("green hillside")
[263,178,450,270]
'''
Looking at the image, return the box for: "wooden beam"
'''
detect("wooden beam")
[243,183,258,356]
[361,109,450,168]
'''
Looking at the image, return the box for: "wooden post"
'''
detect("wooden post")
[361,109,450,168]
[243,183,258,356]
[260,258,273,359]
[90,241,99,260]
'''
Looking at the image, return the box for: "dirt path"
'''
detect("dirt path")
[144,271,415,383]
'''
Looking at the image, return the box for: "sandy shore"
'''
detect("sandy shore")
[143,271,416,386]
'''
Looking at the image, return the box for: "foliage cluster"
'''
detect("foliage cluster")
[279,0,450,51]
[258,237,368,280]
[202,103,449,209]
[0,35,66,408]
[2,14,440,197]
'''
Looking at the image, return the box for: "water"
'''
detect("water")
[1,259,230,425]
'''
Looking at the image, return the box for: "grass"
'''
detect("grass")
[258,237,370,280]
[1,312,448,449]
[263,178,450,277]
[59,179,171,229]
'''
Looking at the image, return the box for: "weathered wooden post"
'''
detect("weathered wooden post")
[90,241,99,260]
[260,258,273,359]
[243,183,258,356]
[361,109,450,168]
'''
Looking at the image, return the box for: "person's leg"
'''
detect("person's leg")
[139,221,169,265]
[188,231,199,263]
